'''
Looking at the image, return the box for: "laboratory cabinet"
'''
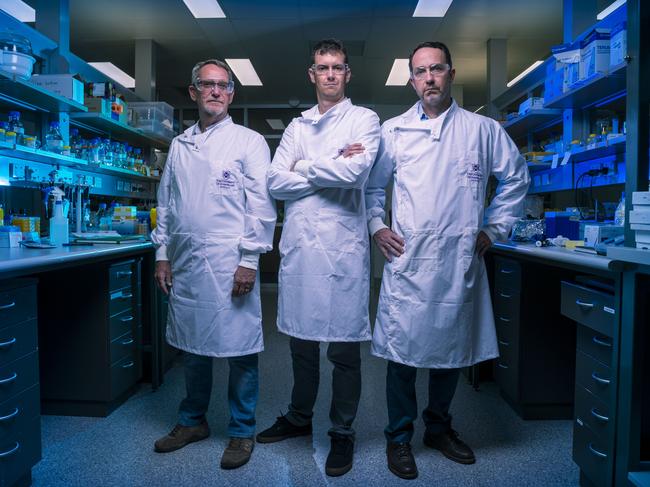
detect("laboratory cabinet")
[0,279,41,487]
[37,258,142,417]
[490,255,578,419]
[561,280,619,487]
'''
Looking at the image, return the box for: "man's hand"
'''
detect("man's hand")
[475,231,492,258]
[373,228,405,262]
[155,260,173,295]
[232,266,256,297]
[340,142,365,158]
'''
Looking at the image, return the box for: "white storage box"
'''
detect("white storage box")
[610,22,627,67]
[630,209,650,224]
[632,191,650,205]
[129,102,174,130]
[580,29,610,80]
[30,74,84,104]
[136,120,175,141]
[0,229,22,247]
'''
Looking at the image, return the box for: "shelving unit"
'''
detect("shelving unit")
[0,73,88,114]
[502,109,563,140]
[69,112,171,150]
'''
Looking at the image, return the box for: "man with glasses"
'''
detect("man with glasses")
[365,41,529,479]
[152,59,276,469]
[259,39,380,477]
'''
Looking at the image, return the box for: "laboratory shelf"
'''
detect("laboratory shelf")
[492,58,553,111]
[92,164,160,182]
[0,143,88,169]
[527,161,552,172]
[502,109,563,140]
[569,136,627,164]
[69,113,171,150]
[545,63,627,110]
[0,73,88,114]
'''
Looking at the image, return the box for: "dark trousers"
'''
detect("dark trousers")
[285,337,361,437]
[384,359,460,443]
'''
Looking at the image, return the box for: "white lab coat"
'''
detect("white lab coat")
[151,117,276,357]
[268,98,380,341]
[366,101,530,368]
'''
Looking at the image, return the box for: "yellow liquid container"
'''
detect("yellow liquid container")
[150,207,157,229]
[0,205,4,226]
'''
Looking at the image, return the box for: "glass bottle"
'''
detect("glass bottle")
[8,111,25,145]
[45,121,64,153]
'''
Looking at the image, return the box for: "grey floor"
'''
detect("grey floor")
[32,287,580,486]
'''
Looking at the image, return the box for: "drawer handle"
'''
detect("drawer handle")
[592,336,612,348]
[0,372,17,385]
[120,293,133,300]
[498,316,510,323]
[498,339,510,346]
[121,360,135,369]
[497,362,508,369]
[120,316,134,322]
[500,269,514,274]
[591,372,611,385]
[121,338,134,346]
[590,408,609,423]
[0,442,19,458]
[0,337,17,348]
[588,443,607,459]
[0,407,19,422]
[499,292,512,298]
[576,300,595,309]
[0,301,16,310]
[117,271,133,278]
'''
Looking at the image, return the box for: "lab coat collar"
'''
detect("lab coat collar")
[300,97,352,124]
[397,99,457,140]
[178,115,233,143]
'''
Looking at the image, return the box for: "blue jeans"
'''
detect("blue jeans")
[178,352,258,438]
[384,360,460,443]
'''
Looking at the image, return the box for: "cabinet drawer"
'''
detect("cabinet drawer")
[573,419,613,486]
[493,292,520,323]
[494,258,521,291]
[561,282,616,337]
[0,353,39,405]
[0,284,36,331]
[575,350,615,406]
[574,385,613,442]
[110,331,135,366]
[109,288,134,317]
[494,356,518,400]
[110,354,138,400]
[0,417,41,487]
[0,385,40,441]
[109,261,136,292]
[577,325,613,367]
[110,308,137,341]
[0,319,37,368]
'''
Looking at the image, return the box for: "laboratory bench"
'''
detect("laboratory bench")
[486,242,648,487]
[0,241,171,487]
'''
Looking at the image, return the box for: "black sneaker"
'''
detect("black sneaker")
[325,434,354,477]
[423,429,476,464]
[256,415,312,443]
[387,442,418,480]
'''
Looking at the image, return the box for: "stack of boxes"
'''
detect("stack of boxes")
[609,22,627,67]
[630,192,650,250]
[580,28,611,81]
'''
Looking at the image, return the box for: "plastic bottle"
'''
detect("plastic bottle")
[70,128,82,158]
[81,198,91,232]
[88,138,100,164]
[614,192,626,226]
[8,111,25,145]
[49,189,69,245]
[97,203,110,231]
[45,121,64,153]
[102,138,113,165]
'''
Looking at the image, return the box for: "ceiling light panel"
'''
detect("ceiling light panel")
[182,0,226,18]
[413,0,453,17]
[385,59,411,86]
[1,0,35,22]
[266,119,286,130]
[596,0,626,20]
[506,60,543,88]
[88,62,135,89]
[225,59,263,86]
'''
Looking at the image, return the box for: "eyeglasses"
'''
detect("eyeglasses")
[411,63,451,80]
[193,78,235,94]
[310,64,349,77]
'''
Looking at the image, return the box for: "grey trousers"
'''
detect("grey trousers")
[285,337,361,437]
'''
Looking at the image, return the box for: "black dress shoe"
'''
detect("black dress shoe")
[423,429,475,464]
[325,434,354,477]
[256,416,312,443]
[387,442,418,480]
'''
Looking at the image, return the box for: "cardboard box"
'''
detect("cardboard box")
[518,97,544,116]
[30,74,84,104]
[84,95,112,116]
[580,28,610,80]
[610,22,627,67]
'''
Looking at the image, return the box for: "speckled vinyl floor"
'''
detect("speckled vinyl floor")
[32,287,579,487]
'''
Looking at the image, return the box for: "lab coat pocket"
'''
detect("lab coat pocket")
[199,234,240,305]
[209,160,242,197]
[395,231,440,273]
[316,211,364,254]
[461,228,479,274]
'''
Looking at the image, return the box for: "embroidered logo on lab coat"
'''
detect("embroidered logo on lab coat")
[468,163,483,182]
[216,170,236,190]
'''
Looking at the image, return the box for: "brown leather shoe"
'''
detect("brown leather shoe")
[423,429,475,464]
[154,421,210,453]
[220,437,255,469]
